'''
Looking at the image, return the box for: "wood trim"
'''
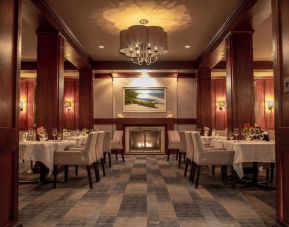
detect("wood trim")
[214,61,273,70]
[21,61,77,71]
[198,0,257,69]
[93,118,197,125]
[31,0,92,69]
[92,61,197,71]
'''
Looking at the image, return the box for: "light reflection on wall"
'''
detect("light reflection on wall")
[91,0,191,33]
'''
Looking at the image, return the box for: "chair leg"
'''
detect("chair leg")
[224,166,227,183]
[75,166,78,176]
[115,151,118,161]
[64,165,69,182]
[53,165,57,189]
[108,153,112,168]
[270,163,275,183]
[190,162,196,182]
[103,153,107,163]
[184,159,189,177]
[121,150,125,163]
[101,158,106,176]
[178,153,182,167]
[212,165,215,176]
[176,150,179,160]
[86,165,93,189]
[167,149,170,161]
[183,153,186,163]
[195,165,201,189]
[93,163,100,182]
[231,167,236,190]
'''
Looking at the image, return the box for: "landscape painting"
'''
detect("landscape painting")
[123,88,166,112]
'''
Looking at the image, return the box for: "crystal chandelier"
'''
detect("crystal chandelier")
[120,19,168,65]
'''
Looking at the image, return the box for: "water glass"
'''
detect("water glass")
[229,132,234,140]
[52,128,58,140]
[57,133,62,141]
[233,128,239,140]
[259,132,264,141]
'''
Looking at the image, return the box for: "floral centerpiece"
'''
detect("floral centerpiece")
[243,123,254,140]
[203,127,210,136]
[81,128,89,136]
[37,126,47,141]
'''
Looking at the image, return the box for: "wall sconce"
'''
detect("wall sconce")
[19,100,24,112]
[267,99,274,112]
[64,100,72,111]
[217,100,226,111]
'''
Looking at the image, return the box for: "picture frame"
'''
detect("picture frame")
[123,87,166,112]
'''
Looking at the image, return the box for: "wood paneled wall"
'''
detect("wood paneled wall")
[211,77,274,130]
[63,79,79,129]
[19,78,79,130]
[19,79,36,130]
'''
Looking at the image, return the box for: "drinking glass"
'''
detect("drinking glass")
[249,128,255,140]
[28,128,33,141]
[52,128,58,140]
[43,132,48,141]
[241,129,246,140]
[233,128,239,140]
[259,132,264,141]
[57,133,62,141]
[229,132,234,140]
[21,133,27,142]
[255,128,261,139]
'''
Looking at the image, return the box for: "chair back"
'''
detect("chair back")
[184,131,194,161]
[191,131,205,163]
[168,130,180,149]
[103,131,111,153]
[19,131,28,142]
[179,131,186,153]
[112,130,123,142]
[83,132,98,163]
[95,131,105,160]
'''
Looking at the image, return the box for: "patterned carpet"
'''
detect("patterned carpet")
[18,155,276,226]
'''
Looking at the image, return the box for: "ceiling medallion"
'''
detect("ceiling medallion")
[120,19,168,65]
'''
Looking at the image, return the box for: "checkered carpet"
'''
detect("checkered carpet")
[18,155,275,226]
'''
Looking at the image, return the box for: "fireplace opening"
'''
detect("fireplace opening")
[130,130,161,151]
[125,126,165,153]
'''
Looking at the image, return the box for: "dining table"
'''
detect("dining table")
[66,135,88,146]
[19,140,76,183]
[210,138,275,181]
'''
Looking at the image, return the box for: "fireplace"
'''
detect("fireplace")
[125,126,165,153]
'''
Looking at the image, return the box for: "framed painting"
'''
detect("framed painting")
[123,87,166,112]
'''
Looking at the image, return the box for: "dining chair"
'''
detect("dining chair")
[184,131,195,181]
[167,130,180,161]
[110,130,124,162]
[178,131,186,167]
[191,131,235,189]
[53,132,99,189]
[103,131,112,168]
[95,131,105,177]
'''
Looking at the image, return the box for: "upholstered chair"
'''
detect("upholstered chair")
[191,131,235,189]
[95,131,105,177]
[53,132,99,189]
[184,131,195,181]
[167,130,180,161]
[178,131,187,167]
[110,131,124,162]
[103,131,112,168]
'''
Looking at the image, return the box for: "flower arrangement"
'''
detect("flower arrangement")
[37,126,46,136]
[204,127,210,136]
[243,123,254,140]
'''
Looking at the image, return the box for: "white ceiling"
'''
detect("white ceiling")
[21,0,273,62]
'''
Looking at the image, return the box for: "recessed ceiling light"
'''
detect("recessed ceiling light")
[185,45,191,49]
[98,45,105,49]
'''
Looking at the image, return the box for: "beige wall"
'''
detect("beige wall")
[93,76,197,130]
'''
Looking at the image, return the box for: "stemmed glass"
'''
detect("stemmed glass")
[255,128,261,140]
[28,128,33,141]
[52,128,58,140]
[57,133,62,141]
[259,132,264,141]
[249,128,255,141]
[43,132,48,141]
[233,128,239,140]
[229,132,234,140]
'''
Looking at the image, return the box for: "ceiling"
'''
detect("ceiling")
[21,0,273,62]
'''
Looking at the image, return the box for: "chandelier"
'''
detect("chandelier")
[120,19,168,65]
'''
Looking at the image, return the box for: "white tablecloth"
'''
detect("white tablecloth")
[67,136,87,146]
[211,139,275,178]
[19,140,76,175]
[201,136,214,145]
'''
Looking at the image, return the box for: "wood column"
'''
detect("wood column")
[226,32,255,135]
[0,0,21,225]
[36,30,64,136]
[79,69,93,129]
[272,0,289,225]
[197,69,212,129]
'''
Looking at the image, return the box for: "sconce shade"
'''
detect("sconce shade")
[217,100,226,111]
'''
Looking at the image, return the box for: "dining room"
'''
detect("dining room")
[1,0,289,227]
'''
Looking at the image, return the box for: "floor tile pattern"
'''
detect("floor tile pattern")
[18,155,276,226]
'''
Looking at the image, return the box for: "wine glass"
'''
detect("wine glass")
[52,128,57,140]
[57,133,62,141]
[28,128,33,141]
[43,132,48,141]
[229,132,234,140]
[249,128,255,140]
[255,128,261,139]
[259,132,264,141]
[233,128,239,140]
